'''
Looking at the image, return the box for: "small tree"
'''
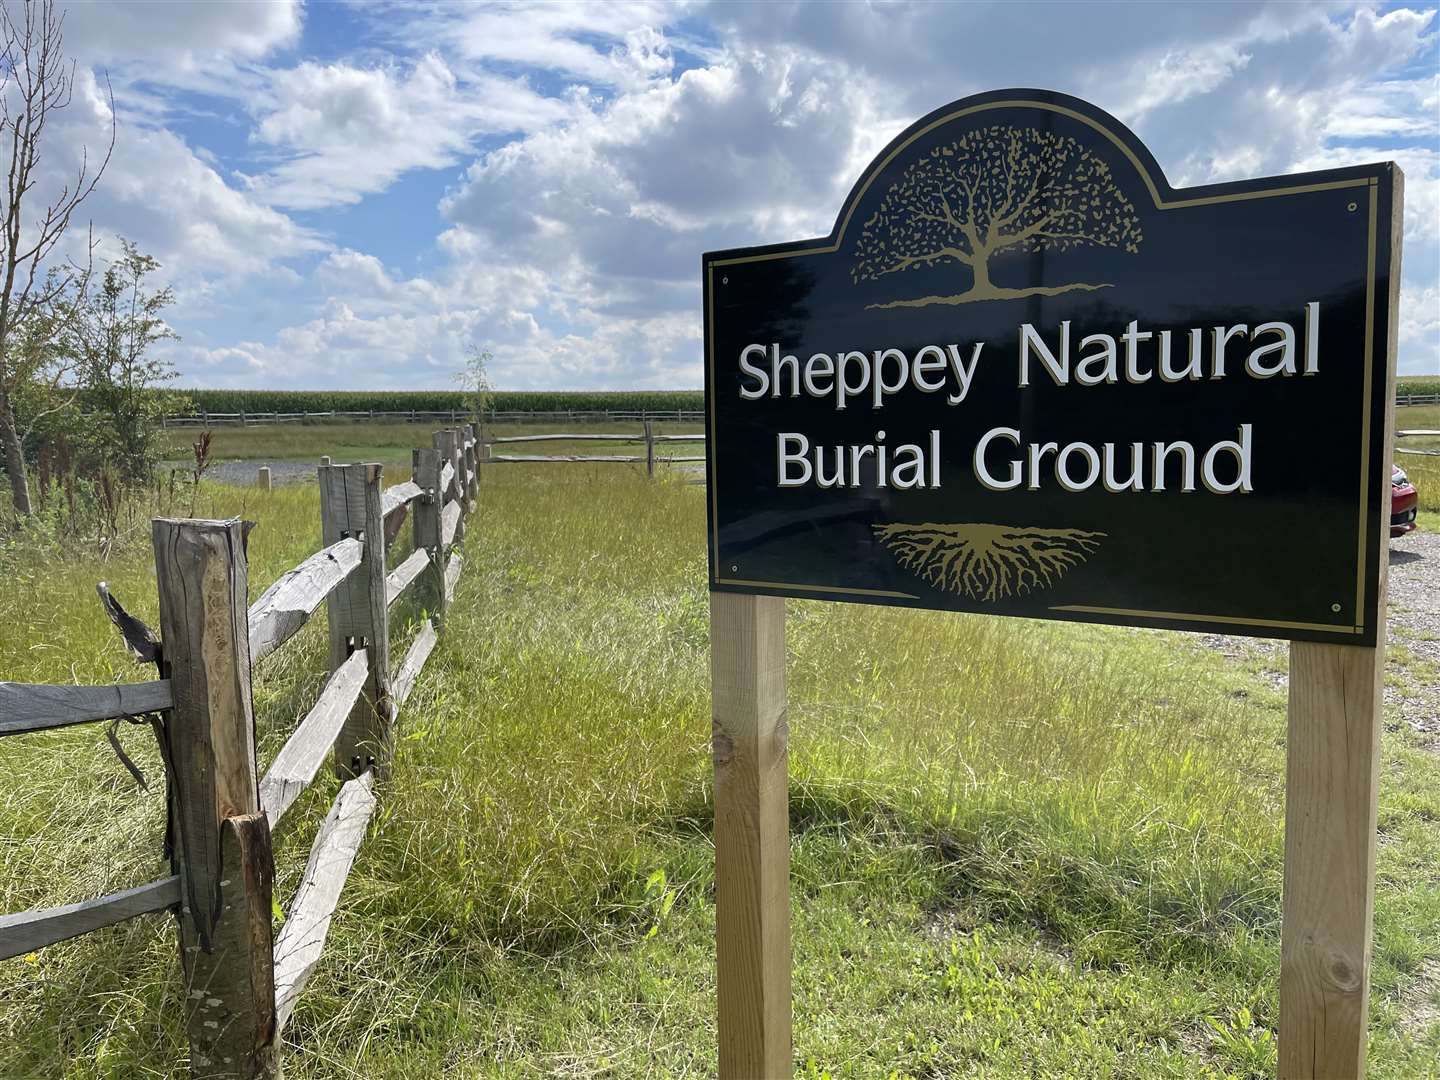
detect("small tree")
[67,239,181,485]
[0,0,114,516]
[852,125,1141,308]
[456,343,493,421]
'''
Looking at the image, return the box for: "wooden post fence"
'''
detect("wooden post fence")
[2,425,475,1078]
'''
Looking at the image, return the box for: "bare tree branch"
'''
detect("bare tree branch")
[0,0,115,517]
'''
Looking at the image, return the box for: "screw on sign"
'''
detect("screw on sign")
[703,88,1400,1079]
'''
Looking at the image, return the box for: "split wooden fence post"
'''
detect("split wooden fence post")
[710,591,791,1078]
[463,423,479,504]
[456,427,474,520]
[412,447,445,625]
[152,518,278,1080]
[645,421,655,479]
[434,430,464,546]
[319,462,391,780]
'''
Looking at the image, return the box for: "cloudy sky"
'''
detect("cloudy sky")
[48,0,1440,388]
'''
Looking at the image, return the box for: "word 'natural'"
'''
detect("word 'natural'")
[737,302,1321,411]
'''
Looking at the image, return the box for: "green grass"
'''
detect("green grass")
[2,447,1438,1077]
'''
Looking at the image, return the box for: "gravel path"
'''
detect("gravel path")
[205,460,319,487]
[1384,528,1440,743]
[1199,528,1440,743]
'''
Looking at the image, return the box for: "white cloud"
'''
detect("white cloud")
[66,0,302,65]
[245,54,576,209]
[396,1,691,91]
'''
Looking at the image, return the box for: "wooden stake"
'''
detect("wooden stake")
[645,421,655,479]
[1278,164,1400,1079]
[319,463,391,779]
[710,591,791,1078]
[151,519,278,1078]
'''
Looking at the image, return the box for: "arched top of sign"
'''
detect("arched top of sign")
[711,87,1385,271]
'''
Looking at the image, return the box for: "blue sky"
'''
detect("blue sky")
[50,1,1440,388]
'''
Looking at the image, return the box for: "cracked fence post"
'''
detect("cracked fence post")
[710,591,791,1078]
[152,518,279,1080]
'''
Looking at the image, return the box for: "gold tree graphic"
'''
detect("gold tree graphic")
[852,126,1142,307]
[874,522,1104,601]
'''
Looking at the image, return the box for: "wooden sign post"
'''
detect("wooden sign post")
[703,89,1402,1078]
[711,591,791,1076]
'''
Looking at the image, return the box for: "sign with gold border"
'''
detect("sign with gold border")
[703,88,1400,646]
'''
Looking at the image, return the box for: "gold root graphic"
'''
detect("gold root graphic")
[874,522,1104,601]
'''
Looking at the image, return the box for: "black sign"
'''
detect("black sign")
[703,89,1399,645]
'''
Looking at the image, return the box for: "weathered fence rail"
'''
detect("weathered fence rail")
[0,423,481,1078]
[482,426,706,476]
[1396,428,1440,457]
[0,680,173,736]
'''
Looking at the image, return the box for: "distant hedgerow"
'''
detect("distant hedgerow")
[169,389,704,415]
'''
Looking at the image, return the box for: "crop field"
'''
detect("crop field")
[169,389,705,416]
[1398,374,1440,399]
[2,433,1439,1078]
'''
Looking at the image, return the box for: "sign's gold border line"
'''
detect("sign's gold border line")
[1355,180,1379,620]
[705,98,1382,640]
[716,578,919,600]
[1050,604,1359,635]
[707,263,719,573]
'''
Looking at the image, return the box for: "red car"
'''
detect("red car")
[1391,464,1418,536]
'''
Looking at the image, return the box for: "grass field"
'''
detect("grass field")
[2,430,1438,1078]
